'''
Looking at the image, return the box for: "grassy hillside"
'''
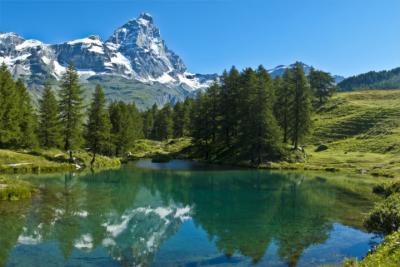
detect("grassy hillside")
[301,90,400,178]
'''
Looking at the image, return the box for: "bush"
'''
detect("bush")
[364,193,400,235]
[373,181,400,197]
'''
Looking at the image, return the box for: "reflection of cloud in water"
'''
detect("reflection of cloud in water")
[74,233,93,250]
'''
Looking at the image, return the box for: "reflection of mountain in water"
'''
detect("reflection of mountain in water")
[0,163,378,267]
[101,205,191,266]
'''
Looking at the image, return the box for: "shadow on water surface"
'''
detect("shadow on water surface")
[0,160,381,267]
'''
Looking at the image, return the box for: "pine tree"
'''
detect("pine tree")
[58,64,84,159]
[182,98,193,136]
[38,83,62,148]
[191,92,213,160]
[308,68,336,105]
[143,109,154,139]
[15,79,37,148]
[0,63,20,148]
[173,102,185,138]
[252,66,282,163]
[290,63,313,149]
[219,67,241,147]
[109,101,143,156]
[85,85,111,166]
[206,82,220,143]
[237,68,258,159]
[275,70,294,143]
[153,104,173,140]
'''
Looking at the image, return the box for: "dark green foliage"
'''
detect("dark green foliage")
[38,83,62,148]
[289,63,313,149]
[85,85,111,161]
[58,64,84,151]
[364,193,400,235]
[109,101,143,156]
[186,66,288,164]
[172,99,193,138]
[308,68,336,105]
[219,67,241,147]
[142,104,156,139]
[338,67,400,91]
[0,64,20,148]
[152,103,173,141]
[274,74,293,143]
[190,92,214,159]
[15,79,37,148]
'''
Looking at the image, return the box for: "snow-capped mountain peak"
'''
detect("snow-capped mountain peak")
[0,13,216,97]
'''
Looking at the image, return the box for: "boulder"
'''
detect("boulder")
[315,144,328,152]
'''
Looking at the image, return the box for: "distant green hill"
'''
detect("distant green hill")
[338,67,400,91]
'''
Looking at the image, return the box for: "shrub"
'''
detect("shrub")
[364,193,400,235]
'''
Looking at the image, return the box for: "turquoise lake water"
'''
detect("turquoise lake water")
[0,160,381,266]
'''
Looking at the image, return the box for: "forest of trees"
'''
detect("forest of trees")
[338,67,400,91]
[0,62,335,165]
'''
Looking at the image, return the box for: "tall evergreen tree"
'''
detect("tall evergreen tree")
[173,102,185,138]
[191,92,213,160]
[219,67,241,147]
[205,82,220,143]
[182,98,193,136]
[290,63,313,149]
[85,85,111,166]
[0,63,20,148]
[15,79,37,148]
[109,101,143,156]
[251,66,282,163]
[308,68,336,105]
[58,64,84,159]
[275,70,294,143]
[38,83,62,148]
[153,104,173,140]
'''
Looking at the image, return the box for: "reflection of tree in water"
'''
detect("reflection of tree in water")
[1,166,376,267]
[143,169,370,266]
[0,199,31,267]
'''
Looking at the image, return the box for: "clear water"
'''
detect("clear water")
[0,160,381,267]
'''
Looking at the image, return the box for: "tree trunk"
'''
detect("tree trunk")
[68,150,74,163]
[90,152,96,169]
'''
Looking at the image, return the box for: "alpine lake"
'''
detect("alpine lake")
[0,160,383,267]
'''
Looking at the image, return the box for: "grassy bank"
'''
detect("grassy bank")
[0,176,35,201]
[0,149,121,174]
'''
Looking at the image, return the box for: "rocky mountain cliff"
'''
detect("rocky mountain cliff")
[0,13,217,109]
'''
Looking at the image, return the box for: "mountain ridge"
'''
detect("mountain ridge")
[0,13,217,109]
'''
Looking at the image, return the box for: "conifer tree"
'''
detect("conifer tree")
[252,66,282,163]
[153,104,173,140]
[15,79,37,148]
[191,92,213,160]
[58,64,84,160]
[206,82,220,143]
[173,102,185,138]
[0,63,20,148]
[38,83,62,148]
[308,68,336,105]
[85,85,111,166]
[219,67,241,147]
[290,63,313,149]
[182,98,193,136]
[143,109,154,139]
[109,101,142,156]
[275,70,294,143]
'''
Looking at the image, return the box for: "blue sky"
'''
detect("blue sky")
[1,0,399,77]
